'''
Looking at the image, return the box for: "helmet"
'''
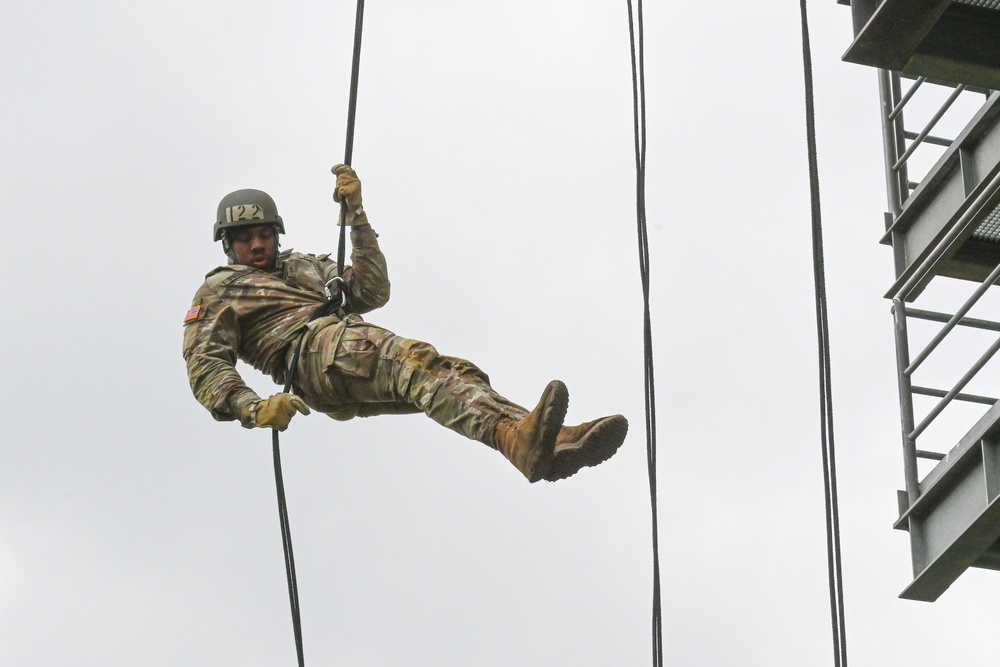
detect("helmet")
[214,189,285,242]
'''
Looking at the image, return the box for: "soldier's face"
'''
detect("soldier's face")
[230,225,278,271]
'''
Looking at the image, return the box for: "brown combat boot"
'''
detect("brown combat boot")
[544,414,628,482]
[492,380,569,482]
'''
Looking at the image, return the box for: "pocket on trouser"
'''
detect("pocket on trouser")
[332,326,379,379]
[294,322,393,417]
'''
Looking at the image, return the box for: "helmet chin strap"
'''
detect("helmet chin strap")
[221,234,236,263]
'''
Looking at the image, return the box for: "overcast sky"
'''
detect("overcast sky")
[6,1,1000,665]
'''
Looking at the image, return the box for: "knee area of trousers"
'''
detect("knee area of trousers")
[396,339,443,369]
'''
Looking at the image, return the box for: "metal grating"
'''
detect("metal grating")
[955,0,1000,9]
[973,204,1000,243]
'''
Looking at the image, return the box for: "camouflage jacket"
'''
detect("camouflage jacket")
[182,217,389,426]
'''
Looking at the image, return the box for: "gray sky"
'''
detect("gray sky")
[5,1,1000,665]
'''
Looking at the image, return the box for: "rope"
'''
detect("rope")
[625,1,662,665]
[270,2,366,665]
[798,2,848,665]
[271,428,305,667]
[338,0,366,266]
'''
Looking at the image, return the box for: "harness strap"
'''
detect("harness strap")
[284,292,346,396]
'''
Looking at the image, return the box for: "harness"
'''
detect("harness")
[285,275,348,392]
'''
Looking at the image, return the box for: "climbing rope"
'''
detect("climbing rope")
[270,2,366,665]
[798,2,848,665]
[270,428,304,667]
[625,1,662,665]
[270,4,662,664]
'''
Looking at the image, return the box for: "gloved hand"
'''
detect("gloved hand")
[245,393,311,431]
[331,164,363,211]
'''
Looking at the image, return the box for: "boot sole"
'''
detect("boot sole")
[527,380,569,483]
[545,414,628,482]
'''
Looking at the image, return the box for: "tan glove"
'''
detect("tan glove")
[245,393,311,431]
[331,164,363,211]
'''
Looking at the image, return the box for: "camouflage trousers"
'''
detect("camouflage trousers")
[291,315,529,446]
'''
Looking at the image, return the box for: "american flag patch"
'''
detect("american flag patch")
[184,304,202,323]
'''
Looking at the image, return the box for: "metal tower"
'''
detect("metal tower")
[838,0,1000,600]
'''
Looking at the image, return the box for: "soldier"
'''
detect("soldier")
[183,165,628,482]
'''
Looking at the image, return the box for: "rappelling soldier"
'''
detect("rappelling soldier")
[182,165,628,482]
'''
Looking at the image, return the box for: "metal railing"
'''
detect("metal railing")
[879,71,990,215]
[878,70,1000,503]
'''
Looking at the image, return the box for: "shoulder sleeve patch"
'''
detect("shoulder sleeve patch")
[184,304,203,323]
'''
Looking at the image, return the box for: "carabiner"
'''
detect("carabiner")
[323,276,348,308]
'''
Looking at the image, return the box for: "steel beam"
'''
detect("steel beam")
[882,93,1000,300]
[843,1,1000,90]
[895,402,1000,601]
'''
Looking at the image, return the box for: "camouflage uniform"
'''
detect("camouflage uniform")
[183,214,527,446]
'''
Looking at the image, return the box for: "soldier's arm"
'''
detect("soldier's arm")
[328,210,391,314]
[182,288,261,427]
